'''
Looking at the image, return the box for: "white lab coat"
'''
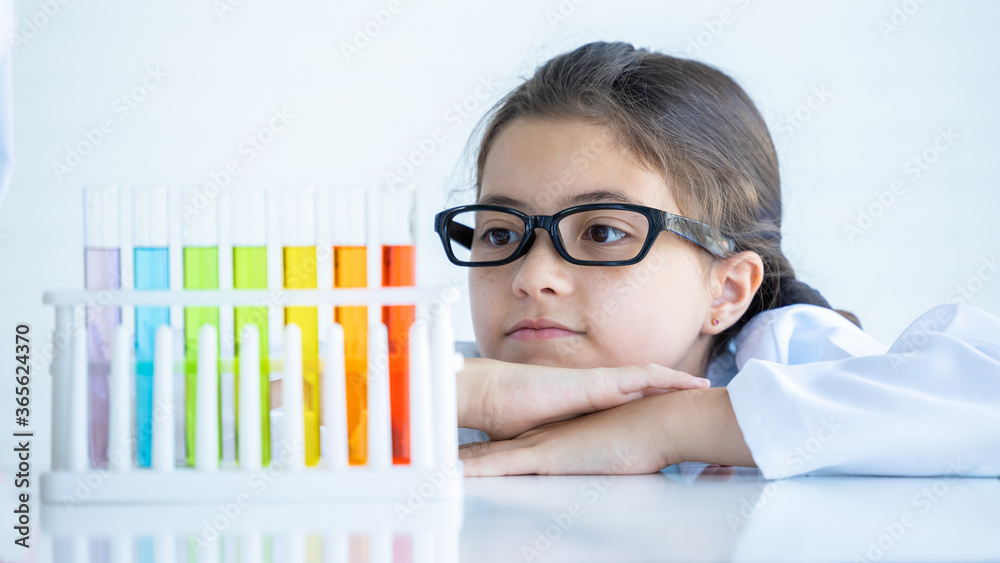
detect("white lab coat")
[719,303,1000,479]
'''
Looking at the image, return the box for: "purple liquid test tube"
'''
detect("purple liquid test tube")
[83,185,122,468]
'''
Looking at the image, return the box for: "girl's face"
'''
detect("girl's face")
[471,117,720,375]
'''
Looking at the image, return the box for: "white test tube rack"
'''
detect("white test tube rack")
[40,286,464,506]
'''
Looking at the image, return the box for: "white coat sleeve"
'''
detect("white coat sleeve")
[726,303,1000,478]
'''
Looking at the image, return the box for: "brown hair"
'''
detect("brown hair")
[471,41,860,370]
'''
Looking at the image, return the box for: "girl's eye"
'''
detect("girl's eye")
[585,224,628,244]
[481,228,521,247]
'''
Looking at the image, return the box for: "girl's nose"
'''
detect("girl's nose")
[510,229,574,298]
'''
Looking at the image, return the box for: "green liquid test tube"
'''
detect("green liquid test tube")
[232,188,270,467]
[182,186,221,466]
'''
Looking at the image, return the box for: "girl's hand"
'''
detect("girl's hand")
[459,388,755,476]
[458,358,709,441]
[459,390,679,476]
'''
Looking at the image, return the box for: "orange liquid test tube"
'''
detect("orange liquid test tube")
[382,185,416,464]
[383,244,415,464]
[332,186,369,465]
[336,246,368,464]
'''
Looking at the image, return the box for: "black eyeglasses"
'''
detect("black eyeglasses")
[434,203,736,267]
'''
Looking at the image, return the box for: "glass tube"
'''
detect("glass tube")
[381,184,416,465]
[132,185,170,468]
[83,185,122,468]
[332,185,368,465]
[232,188,271,467]
[181,185,221,466]
[282,185,320,466]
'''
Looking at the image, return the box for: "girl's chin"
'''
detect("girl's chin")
[496,345,597,368]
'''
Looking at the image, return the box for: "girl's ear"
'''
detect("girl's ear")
[705,251,764,333]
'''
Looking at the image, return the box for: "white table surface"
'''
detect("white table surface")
[13,463,1000,562]
[461,464,1000,562]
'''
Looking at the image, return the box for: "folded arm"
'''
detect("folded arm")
[459,386,755,476]
[457,357,709,441]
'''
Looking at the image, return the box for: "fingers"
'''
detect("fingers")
[459,440,490,452]
[461,444,539,477]
[581,365,708,413]
[613,364,710,396]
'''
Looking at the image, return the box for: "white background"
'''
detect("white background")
[0,0,998,491]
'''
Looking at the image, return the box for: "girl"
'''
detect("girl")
[443,41,1000,478]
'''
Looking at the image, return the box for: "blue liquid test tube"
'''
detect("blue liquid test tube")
[133,186,171,468]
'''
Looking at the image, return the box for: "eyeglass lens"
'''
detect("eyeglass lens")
[447,208,651,264]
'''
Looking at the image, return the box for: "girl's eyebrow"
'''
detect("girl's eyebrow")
[478,189,643,210]
[563,189,644,207]
[477,194,525,208]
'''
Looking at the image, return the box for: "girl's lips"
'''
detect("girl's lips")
[507,327,580,341]
[505,318,582,341]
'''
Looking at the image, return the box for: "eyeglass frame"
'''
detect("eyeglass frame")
[434,202,737,267]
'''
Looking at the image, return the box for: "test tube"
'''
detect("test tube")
[332,186,369,465]
[381,184,416,464]
[83,185,122,468]
[181,186,221,466]
[282,185,320,466]
[232,188,271,467]
[133,185,171,468]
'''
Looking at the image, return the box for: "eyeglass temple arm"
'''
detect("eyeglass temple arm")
[448,221,474,249]
[666,215,736,257]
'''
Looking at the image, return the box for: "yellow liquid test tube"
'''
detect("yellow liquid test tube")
[282,186,320,466]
